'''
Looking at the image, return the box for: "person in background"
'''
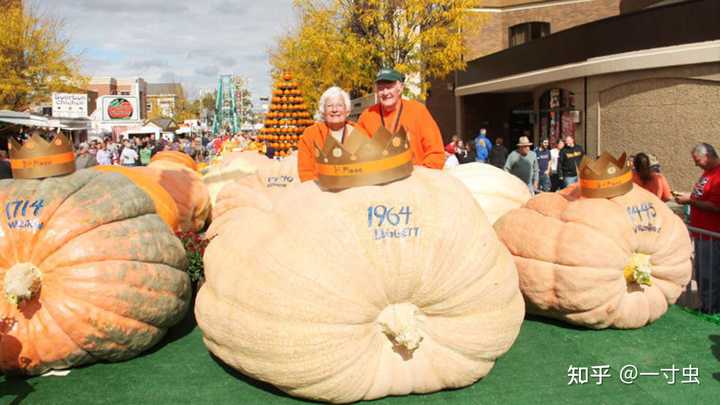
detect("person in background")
[474,128,492,163]
[488,137,508,169]
[549,138,565,191]
[95,140,113,166]
[632,153,671,201]
[443,151,459,169]
[504,136,539,195]
[119,139,139,166]
[557,135,584,187]
[357,67,444,169]
[445,135,459,155]
[0,150,12,179]
[674,143,720,314]
[75,142,97,170]
[455,139,475,164]
[139,137,154,166]
[535,138,552,192]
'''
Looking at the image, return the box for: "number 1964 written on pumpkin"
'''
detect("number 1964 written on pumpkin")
[367,205,421,241]
[3,199,45,232]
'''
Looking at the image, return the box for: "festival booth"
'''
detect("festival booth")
[123,124,161,141]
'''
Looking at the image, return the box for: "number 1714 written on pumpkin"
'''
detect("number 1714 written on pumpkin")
[4,199,45,231]
[367,205,420,240]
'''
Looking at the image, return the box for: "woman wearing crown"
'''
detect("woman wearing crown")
[298,86,369,182]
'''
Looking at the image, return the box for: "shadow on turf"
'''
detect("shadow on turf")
[0,376,34,405]
[524,314,589,331]
[710,335,720,382]
[209,354,319,404]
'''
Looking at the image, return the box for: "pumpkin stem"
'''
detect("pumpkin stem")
[623,253,653,286]
[4,263,42,306]
[377,303,424,355]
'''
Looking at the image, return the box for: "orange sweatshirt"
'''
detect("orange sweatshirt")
[357,99,445,169]
[297,121,364,182]
[632,172,672,202]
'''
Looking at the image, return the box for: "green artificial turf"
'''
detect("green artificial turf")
[1,305,718,404]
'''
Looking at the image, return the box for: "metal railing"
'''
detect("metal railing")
[677,225,720,314]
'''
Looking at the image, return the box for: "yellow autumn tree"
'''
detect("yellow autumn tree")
[0,3,87,111]
[270,1,374,115]
[270,0,479,109]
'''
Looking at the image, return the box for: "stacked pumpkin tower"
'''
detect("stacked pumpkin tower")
[258,72,313,158]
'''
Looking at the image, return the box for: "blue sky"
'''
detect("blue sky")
[48,0,297,102]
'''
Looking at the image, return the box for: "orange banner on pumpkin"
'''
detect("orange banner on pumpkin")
[10,152,75,169]
[579,170,632,189]
[317,150,412,177]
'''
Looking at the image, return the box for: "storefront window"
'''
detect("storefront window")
[539,88,576,146]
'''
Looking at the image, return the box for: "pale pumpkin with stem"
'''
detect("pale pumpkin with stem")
[0,170,191,375]
[494,183,692,329]
[196,167,524,403]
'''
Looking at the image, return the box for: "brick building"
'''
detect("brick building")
[426,0,719,190]
[146,83,185,118]
[88,77,148,118]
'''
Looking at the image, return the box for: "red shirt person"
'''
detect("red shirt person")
[675,143,720,234]
[357,68,445,169]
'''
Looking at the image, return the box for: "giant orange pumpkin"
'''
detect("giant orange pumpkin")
[196,167,524,403]
[143,160,211,232]
[494,184,692,329]
[93,165,180,231]
[150,151,197,171]
[0,170,191,375]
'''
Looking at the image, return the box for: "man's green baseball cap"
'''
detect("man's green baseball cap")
[375,68,405,83]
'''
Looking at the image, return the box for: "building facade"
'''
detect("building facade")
[146,83,185,118]
[426,0,719,190]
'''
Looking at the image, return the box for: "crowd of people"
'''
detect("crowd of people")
[72,135,209,170]
[443,131,586,195]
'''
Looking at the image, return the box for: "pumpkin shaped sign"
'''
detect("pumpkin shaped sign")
[196,167,524,403]
[0,170,191,375]
[494,183,692,329]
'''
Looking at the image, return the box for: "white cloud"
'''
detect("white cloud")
[48,0,296,101]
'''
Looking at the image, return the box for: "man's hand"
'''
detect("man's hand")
[674,192,692,204]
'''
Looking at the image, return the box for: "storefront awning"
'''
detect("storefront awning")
[455,40,720,96]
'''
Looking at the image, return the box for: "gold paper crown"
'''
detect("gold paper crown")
[8,131,76,179]
[578,151,632,198]
[314,126,413,190]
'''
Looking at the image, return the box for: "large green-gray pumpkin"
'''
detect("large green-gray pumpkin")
[0,170,191,375]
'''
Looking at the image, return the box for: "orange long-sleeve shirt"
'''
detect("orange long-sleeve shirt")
[356,99,445,169]
[632,172,672,202]
[297,121,365,182]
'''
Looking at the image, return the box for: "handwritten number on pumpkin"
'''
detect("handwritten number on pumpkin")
[368,205,412,228]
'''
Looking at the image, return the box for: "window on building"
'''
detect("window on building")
[120,91,130,95]
[509,22,550,47]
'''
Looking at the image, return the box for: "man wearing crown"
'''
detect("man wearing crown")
[356,68,445,169]
[298,86,367,182]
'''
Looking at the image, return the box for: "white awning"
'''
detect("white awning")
[455,40,720,96]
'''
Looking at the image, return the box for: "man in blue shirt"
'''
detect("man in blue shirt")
[535,138,551,192]
[474,128,492,163]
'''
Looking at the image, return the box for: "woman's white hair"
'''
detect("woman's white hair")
[318,86,351,116]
